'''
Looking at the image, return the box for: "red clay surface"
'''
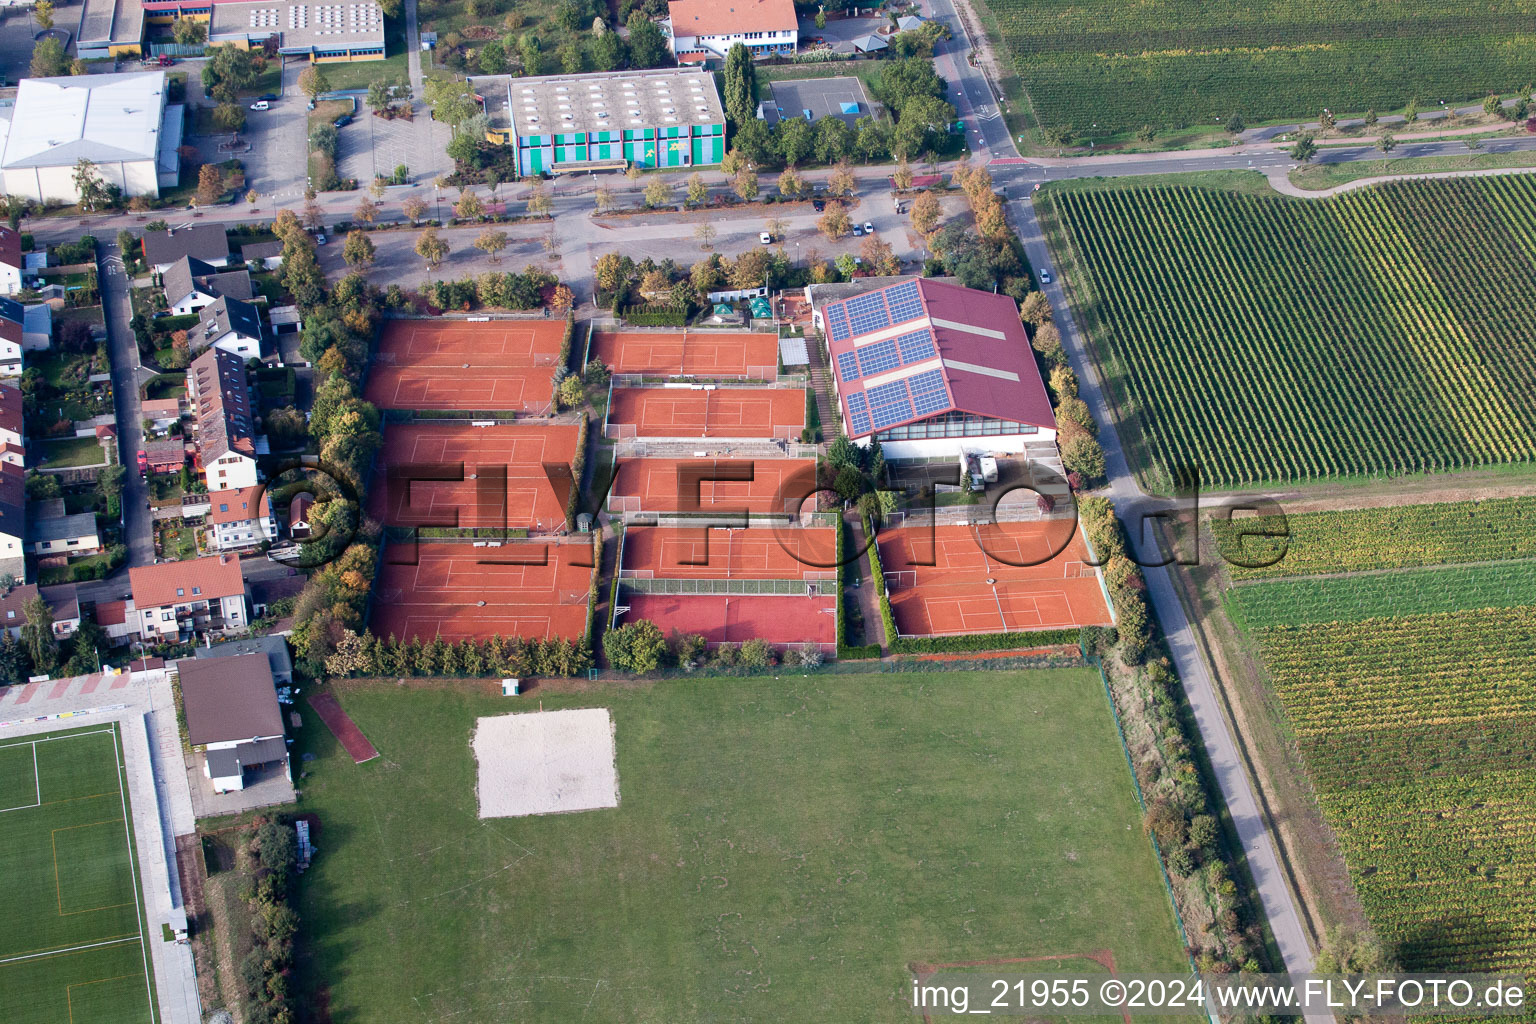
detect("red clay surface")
[589,330,779,378]
[607,386,806,439]
[373,541,591,642]
[879,521,1113,637]
[368,421,580,530]
[608,457,817,515]
[622,525,837,579]
[617,593,836,648]
[309,692,379,763]
[364,319,567,411]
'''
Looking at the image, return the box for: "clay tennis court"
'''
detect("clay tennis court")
[608,458,818,515]
[372,542,592,642]
[364,319,567,411]
[616,593,836,649]
[622,525,837,579]
[368,422,579,530]
[879,522,1114,637]
[607,386,806,439]
[589,330,779,378]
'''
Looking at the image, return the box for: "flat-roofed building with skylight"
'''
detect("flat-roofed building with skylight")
[821,278,1057,460]
[470,68,725,176]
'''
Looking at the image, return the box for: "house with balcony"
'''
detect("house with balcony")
[666,0,797,63]
[188,348,258,490]
[207,485,276,552]
[130,553,248,640]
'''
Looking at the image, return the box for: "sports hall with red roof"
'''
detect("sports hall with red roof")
[820,278,1057,457]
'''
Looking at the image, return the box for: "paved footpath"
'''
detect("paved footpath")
[0,669,202,1024]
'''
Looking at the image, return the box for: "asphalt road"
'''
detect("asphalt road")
[95,237,155,574]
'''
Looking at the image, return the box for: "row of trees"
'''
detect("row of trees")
[237,820,301,1024]
[323,629,591,678]
[419,268,567,313]
[604,620,820,673]
[594,249,785,311]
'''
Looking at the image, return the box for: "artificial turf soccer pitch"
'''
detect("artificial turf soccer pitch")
[296,671,1191,1021]
[0,724,158,1024]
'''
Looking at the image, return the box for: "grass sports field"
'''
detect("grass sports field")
[1039,177,1536,491]
[976,0,1535,134]
[1225,503,1536,976]
[295,672,1191,1021]
[0,724,157,1024]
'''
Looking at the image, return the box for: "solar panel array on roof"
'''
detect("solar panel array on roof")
[908,368,950,416]
[866,379,914,430]
[856,338,900,377]
[826,304,851,342]
[846,291,890,335]
[882,281,924,324]
[836,350,860,383]
[846,391,871,434]
[895,328,935,363]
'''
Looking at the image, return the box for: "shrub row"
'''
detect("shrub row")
[890,627,1084,654]
[563,412,588,531]
[835,517,880,659]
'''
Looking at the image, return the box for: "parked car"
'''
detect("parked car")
[333,114,352,128]
[257,93,278,102]
[759,231,772,244]
[136,450,148,476]
[851,224,864,236]
[1039,269,1052,284]
[249,100,270,111]
[315,233,327,245]
[863,221,874,235]
[812,199,826,211]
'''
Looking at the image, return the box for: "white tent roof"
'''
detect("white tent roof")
[1,71,167,170]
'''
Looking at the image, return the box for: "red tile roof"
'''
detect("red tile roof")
[209,486,271,525]
[95,599,128,626]
[668,0,795,36]
[130,554,245,609]
[0,226,20,272]
[0,383,22,437]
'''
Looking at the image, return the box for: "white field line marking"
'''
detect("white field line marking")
[0,934,142,966]
[111,724,158,1024]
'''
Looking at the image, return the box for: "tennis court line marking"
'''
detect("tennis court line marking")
[0,934,141,966]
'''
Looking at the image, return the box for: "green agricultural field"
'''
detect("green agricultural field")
[975,0,1535,134]
[1039,177,1536,491]
[1229,502,1536,977]
[0,725,157,1024]
[296,672,1191,1022]
[1211,496,1536,580]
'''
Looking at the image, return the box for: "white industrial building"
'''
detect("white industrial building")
[0,71,182,204]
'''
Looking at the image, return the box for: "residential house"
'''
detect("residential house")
[176,653,289,794]
[288,493,313,540]
[194,633,293,687]
[186,296,263,359]
[142,224,229,274]
[0,298,50,377]
[27,497,102,559]
[0,224,22,295]
[142,398,183,433]
[130,553,248,640]
[142,438,188,476]
[0,582,80,639]
[240,240,284,271]
[207,485,276,552]
[94,599,138,644]
[161,256,254,316]
[187,348,258,490]
[0,462,23,580]
[666,0,797,62]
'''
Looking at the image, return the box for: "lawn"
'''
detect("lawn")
[295,671,1191,1021]
[38,435,108,468]
[1038,175,1536,491]
[1290,149,1536,190]
[973,0,1536,136]
[0,725,157,1024]
[1224,502,1536,980]
[312,20,408,92]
